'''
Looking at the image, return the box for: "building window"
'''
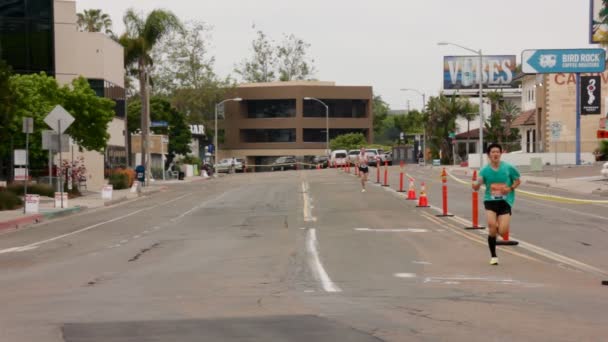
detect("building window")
[0,0,54,75]
[240,129,296,143]
[303,128,368,142]
[245,99,296,118]
[303,99,367,118]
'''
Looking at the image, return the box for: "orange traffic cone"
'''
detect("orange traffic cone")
[496,230,519,246]
[407,177,417,200]
[416,182,430,208]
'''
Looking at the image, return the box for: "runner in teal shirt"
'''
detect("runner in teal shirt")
[472,143,521,266]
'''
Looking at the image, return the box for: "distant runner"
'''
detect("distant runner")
[472,143,521,265]
[358,147,369,192]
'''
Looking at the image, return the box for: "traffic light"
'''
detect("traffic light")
[598,129,608,139]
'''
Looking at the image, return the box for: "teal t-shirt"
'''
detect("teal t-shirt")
[479,161,520,207]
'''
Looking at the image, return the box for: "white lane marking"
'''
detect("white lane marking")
[306,228,341,293]
[354,228,428,233]
[394,273,417,278]
[153,226,161,231]
[0,193,192,254]
[0,246,39,254]
[120,240,128,244]
[133,235,141,239]
[142,230,150,234]
[423,276,542,287]
[412,261,432,265]
[441,211,608,277]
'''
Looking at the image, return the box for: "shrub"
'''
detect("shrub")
[181,155,201,166]
[109,168,135,187]
[0,191,22,211]
[6,183,54,197]
[108,173,129,190]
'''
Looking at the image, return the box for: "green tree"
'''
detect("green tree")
[119,8,182,171]
[372,95,389,139]
[235,30,276,83]
[485,101,520,146]
[277,33,316,81]
[7,73,115,171]
[77,9,114,36]
[329,133,367,151]
[235,29,316,82]
[424,94,475,164]
[149,20,236,125]
[128,96,192,165]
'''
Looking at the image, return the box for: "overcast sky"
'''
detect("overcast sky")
[76,0,592,110]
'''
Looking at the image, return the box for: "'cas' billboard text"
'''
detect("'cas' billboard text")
[443,55,516,90]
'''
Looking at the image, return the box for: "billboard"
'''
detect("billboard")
[590,0,607,43]
[580,75,601,115]
[443,55,516,90]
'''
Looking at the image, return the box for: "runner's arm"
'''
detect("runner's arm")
[472,176,483,191]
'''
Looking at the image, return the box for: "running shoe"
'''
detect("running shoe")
[490,257,499,265]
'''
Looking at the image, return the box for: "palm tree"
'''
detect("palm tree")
[119,9,181,174]
[425,94,475,164]
[77,9,114,35]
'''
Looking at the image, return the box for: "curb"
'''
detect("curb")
[104,196,129,207]
[41,206,85,220]
[0,214,44,232]
[526,180,551,187]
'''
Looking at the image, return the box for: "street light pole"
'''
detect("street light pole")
[437,41,484,168]
[214,98,242,165]
[400,88,426,164]
[304,97,330,155]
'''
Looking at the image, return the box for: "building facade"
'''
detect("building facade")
[1,0,126,190]
[218,81,373,168]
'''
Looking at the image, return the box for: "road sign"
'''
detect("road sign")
[550,121,562,141]
[44,105,74,133]
[448,132,456,138]
[151,121,168,128]
[14,150,27,165]
[522,48,606,74]
[42,130,70,152]
[22,117,33,133]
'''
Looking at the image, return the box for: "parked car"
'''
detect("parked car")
[330,150,348,167]
[364,149,381,166]
[214,158,245,173]
[214,158,234,173]
[271,156,297,171]
[347,150,360,164]
[601,162,608,178]
[313,155,329,168]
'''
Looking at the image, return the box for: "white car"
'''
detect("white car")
[601,162,608,178]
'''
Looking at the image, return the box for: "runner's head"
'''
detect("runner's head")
[486,143,502,163]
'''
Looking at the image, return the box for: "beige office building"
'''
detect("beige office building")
[219,81,373,168]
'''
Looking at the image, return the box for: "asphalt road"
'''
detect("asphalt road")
[0,169,606,341]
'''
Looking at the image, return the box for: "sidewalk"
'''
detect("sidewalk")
[0,175,213,232]
[445,163,608,197]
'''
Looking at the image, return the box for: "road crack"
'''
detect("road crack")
[128,242,161,262]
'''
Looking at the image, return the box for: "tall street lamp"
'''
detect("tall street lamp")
[214,97,242,164]
[400,88,426,164]
[437,41,485,168]
[304,97,330,156]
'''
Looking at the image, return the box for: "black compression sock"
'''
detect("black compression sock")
[488,236,497,258]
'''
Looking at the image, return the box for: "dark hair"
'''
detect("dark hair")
[486,143,502,155]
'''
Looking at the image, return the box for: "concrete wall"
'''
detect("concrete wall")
[544,72,606,153]
[54,0,124,87]
[467,152,595,168]
[107,118,126,147]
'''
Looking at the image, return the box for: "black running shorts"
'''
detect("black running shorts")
[359,166,369,173]
[484,200,511,216]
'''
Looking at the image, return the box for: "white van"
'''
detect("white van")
[330,150,348,167]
